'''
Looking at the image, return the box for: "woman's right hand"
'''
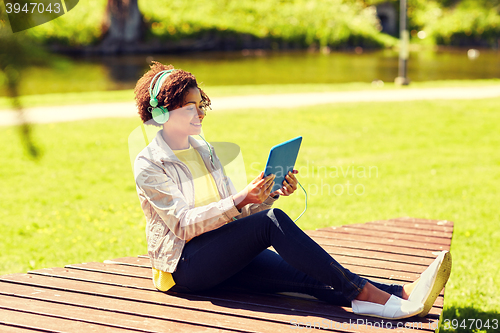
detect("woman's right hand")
[232,171,275,210]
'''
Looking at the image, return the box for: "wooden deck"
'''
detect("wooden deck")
[0,217,453,332]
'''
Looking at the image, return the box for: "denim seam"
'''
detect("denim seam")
[329,261,365,301]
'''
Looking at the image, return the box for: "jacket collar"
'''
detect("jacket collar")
[151,130,212,164]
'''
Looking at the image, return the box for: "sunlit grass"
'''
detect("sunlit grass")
[0,118,144,274]
[1,95,499,332]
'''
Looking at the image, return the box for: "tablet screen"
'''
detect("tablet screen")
[264,136,302,192]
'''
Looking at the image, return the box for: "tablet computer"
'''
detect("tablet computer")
[264,136,302,192]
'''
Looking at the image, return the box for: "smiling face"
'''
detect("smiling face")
[162,87,205,149]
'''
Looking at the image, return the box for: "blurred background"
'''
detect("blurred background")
[1,0,500,97]
[1,1,499,332]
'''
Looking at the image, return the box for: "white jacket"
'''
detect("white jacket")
[134,131,277,273]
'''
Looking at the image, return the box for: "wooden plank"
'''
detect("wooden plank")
[389,217,454,227]
[368,217,452,228]
[28,267,154,290]
[312,254,428,274]
[307,230,449,257]
[0,323,45,332]
[339,224,453,239]
[103,257,150,268]
[0,274,434,333]
[0,307,134,333]
[66,262,151,279]
[328,224,452,241]
[366,220,454,233]
[318,241,438,262]
[318,246,434,266]
[316,227,452,246]
[309,233,447,257]
[0,293,230,333]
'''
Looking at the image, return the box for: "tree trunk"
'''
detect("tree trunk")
[100,0,146,54]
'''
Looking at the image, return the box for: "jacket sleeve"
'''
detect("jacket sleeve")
[211,145,279,219]
[226,176,279,219]
[135,156,241,241]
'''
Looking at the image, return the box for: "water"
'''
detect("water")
[5,48,500,96]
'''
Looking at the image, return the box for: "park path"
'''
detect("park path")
[1,85,500,126]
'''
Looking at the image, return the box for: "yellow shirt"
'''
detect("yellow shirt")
[152,146,222,291]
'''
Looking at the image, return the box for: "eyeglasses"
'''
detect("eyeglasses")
[173,105,207,115]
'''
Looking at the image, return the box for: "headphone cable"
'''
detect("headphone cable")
[293,179,308,222]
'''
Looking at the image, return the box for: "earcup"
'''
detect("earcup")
[148,69,175,124]
[151,107,169,124]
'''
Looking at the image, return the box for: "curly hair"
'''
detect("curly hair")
[134,61,211,127]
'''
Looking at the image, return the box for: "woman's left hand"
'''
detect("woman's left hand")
[271,170,299,197]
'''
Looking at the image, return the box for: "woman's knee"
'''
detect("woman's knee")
[269,208,290,219]
[266,208,293,226]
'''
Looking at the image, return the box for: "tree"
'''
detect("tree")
[100,0,146,54]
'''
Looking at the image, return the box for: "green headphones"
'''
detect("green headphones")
[148,69,175,124]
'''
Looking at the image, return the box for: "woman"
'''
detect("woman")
[133,61,451,319]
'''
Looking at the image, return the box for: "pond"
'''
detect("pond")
[5,48,500,97]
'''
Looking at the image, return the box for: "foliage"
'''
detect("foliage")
[5,0,500,52]
[139,0,393,48]
[24,0,106,46]
[404,0,500,47]
[22,0,394,48]
[361,0,500,47]
[422,1,500,46]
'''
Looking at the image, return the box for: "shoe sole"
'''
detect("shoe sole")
[418,251,452,317]
[355,310,424,320]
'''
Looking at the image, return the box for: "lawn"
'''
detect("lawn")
[0,93,499,332]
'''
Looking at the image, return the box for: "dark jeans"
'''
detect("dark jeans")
[171,208,403,306]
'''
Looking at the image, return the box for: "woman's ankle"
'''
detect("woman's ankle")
[402,278,419,300]
[355,282,391,305]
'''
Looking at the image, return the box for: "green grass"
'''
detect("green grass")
[2,78,500,110]
[1,94,499,332]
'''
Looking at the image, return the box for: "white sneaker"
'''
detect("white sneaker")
[352,295,424,319]
[409,250,452,317]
